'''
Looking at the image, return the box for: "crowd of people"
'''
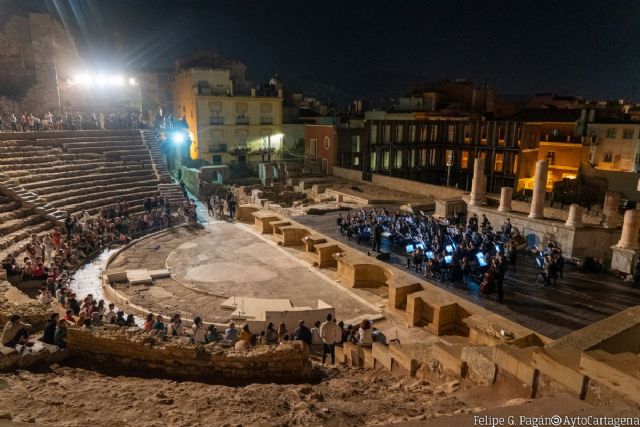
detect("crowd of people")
[206,193,237,220]
[336,208,565,303]
[0,111,148,132]
[0,193,201,351]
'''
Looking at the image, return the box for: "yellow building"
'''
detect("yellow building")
[173,68,283,163]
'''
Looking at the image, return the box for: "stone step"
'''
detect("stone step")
[0,213,45,239]
[62,139,143,149]
[65,190,161,216]
[41,180,157,203]
[19,169,152,189]
[0,221,54,257]
[66,145,145,154]
[48,183,159,208]
[28,174,156,196]
[38,136,143,144]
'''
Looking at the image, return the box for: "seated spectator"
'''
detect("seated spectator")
[264,322,278,345]
[54,319,67,349]
[37,287,53,306]
[63,309,75,323]
[76,311,87,327]
[224,322,238,343]
[192,316,206,344]
[167,314,183,336]
[293,320,312,345]
[277,322,289,342]
[358,319,373,347]
[143,313,154,331]
[104,303,116,324]
[372,327,387,344]
[152,315,166,332]
[91,312,102,327]
[1,314,31,348]
[115,311,126,326]
[238,324,252,343]
[206,325,221,343]
[125,314,136,327]
[41,313,59,345]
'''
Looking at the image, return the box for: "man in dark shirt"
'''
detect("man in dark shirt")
[41,313,59,345]
[293,320,312,345]
[372,221,382,253]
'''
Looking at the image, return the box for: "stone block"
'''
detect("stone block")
[461,346,496,385]
[431,342,464,377]
[372,342,392,370]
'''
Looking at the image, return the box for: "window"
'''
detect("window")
[429,149,437,166]
[396,124,403,141]
[463,125,471,143]
[384,125,391,143]
[430,125,438,141]
[480,125,487,145]
[409,125,416,142]
[395,151,403,168]
[370,152,377,170]
[370,125,378,143]
[623,129,634,139]
[607,129,617,138]
[604,152,613,162]
[445,149,453,166]
[460,151,469,169]
[351,135,361,152]
[420,126,427,142]
[410,150,416,167]
[547,151,556,165]
[353,156,360,166]
[447,125,455,142]
[382,151,390,169]
[635,153,640,167]
[212,155,222,164]
[494,153,504,172]
[512,154,519,175]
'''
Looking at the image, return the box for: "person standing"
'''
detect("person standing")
[494,255,507,303]
[320,314,340,365]
[371,221,382,253]
[293,320,312,346]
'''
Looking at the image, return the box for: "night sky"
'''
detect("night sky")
[29,0,640,102]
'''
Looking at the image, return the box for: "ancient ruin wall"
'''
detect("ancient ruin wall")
[0,279,53,330]
[65,326,314,384]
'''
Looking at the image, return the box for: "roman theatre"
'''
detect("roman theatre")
[3,129,640,425]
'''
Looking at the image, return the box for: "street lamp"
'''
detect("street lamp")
[446,151,453,187]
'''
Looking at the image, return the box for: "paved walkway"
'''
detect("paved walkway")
[295,211,640,339]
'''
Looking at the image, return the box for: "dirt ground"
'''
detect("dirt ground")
[0,363,489,427]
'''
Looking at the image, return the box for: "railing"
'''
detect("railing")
[209,117,223,125]
[260,117,273,125]
[236,117,250,125]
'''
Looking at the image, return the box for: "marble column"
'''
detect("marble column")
[602,191,621,228]
[528,160,548,219]
[564,204,583,227]
[616,209,640,250]
[469,157,485,206]
[498,187,513,212]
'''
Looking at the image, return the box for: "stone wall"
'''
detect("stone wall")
[0,280,53,330]
[65,326,314,384]
[0,10,83,114]
[179,166,201,196]
[332,167,465,200]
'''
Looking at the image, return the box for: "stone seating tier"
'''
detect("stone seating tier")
[0,220,53,258]
[53,187,161,215]
[41,179,157,206]
[19,170,154,195]
[1,161,142,180]
[14,165,146,186]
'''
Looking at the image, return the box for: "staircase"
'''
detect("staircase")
[0,173,67,225]
[158,183,187,207]
[141,130,172,183]
[303,159,325,176]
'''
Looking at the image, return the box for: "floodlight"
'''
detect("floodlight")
[172,132,185,144]
[128,77,136,85]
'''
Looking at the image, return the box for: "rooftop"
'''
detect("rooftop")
[508,108,584,123]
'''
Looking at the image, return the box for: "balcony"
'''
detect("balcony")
[209,116,223,125]
[260,116,273,125]
[208,144,227,153]
[252,147,276,155]
[236,116,250,125]
[541,134,589,144]
[230,146,251,155]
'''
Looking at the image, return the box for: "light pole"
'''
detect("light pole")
[446,150,453,187]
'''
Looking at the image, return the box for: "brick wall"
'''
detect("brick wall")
[65,326,314,384]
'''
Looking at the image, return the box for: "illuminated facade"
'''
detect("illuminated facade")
[172,68,283,162]
[587,121,640,172]
[336,111,523,193]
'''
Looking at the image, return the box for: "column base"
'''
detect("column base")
[610,246,640,274]
[497,207,512,213]
[528,213,544,219]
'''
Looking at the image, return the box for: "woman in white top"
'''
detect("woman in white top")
[192,316,206,344]
[310,320,323,345]
[357,319,373,347]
